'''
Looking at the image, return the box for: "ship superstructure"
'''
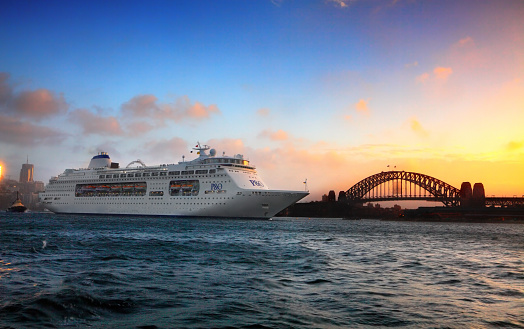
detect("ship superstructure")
[39,144,308,218]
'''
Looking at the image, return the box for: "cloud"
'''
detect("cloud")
[457,36,474,46]
[142,137,188,162]
[185,100,220,119]
[405,61,419,68]
[447,36,489,72]
[69,109,124,136]
[121,94,158,117]
[256,108,270,117]
[259,129,289,141]
[355,98,370,114]
[13,89,68,119]
[433,67,453,81]
[126,121,155,135]
[0,72,12,105]
[415,67,453,84]
[416,72,430,84]
[0,72,69,120]
[409,117,429,138]
[328,0,352,8]
[206,138,247,156]
[121,94,221,124]
[506,141,524,151]
[0,114,66,146]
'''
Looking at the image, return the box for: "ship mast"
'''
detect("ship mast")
[192,142,210,156]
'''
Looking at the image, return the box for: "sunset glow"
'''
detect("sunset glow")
[1,0,523,202]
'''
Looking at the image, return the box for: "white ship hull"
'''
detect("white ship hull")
[42,189,306,218]
[39,145,308,219]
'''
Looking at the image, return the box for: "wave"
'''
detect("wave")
[0,287,136,327]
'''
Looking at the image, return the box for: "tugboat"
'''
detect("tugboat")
[7,192,27,213]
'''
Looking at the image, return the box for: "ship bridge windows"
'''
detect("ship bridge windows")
[143,173,150,177]
[135,173,142,177]
[181,170,194,175]
[169,171,180,176]
[169,179,199,196]
[152,172,159,177]
[160,172,167,176]
[196,170,208,175]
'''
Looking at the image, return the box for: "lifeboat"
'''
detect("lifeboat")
[123,184,134,191]
[96,185,110,192]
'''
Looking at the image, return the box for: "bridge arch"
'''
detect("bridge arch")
[344,171,460,207]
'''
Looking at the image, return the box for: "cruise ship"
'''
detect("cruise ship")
[39,144,309,218]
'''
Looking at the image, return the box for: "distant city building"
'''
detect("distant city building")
[0,160,47,211]
[20,163,34,183]
[34,181,45,192]
[338,191,347,202]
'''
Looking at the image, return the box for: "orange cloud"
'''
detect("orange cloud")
[433,67,453,81]
[0,114,65,146]
[355,98,370,114]
[259,129,289,141]
[69,109,124,136]
[458,36,474,46]
[416,72,430,84]
[256,108,270,117]
[186,101,219,119]
[142,137,188,163]
[409,117,429,138]
[329,0,350,8]
[506,141,524,151]
[126,121,155,135]
[121,94,158,117]
[0,73,68,120]
[207,138,246,155]
[121,94,220,123]
[0,72,12,105]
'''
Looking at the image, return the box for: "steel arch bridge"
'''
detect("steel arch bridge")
[344,171,461,207]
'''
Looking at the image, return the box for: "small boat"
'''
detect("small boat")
[7,192,27,213]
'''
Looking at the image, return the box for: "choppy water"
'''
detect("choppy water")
[0,213,522,328]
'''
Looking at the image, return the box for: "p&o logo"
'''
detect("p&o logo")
[211,183,223,191]
[249,180,264,187]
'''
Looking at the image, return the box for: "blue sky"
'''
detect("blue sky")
[1,0,523,201]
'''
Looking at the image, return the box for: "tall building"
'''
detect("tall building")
[20,163,34,183]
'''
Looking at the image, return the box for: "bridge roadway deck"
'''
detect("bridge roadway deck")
[356,196,524,207]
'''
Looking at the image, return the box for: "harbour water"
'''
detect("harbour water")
[1,213,522,328]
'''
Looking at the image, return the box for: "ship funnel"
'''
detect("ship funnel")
[88,152,111,169]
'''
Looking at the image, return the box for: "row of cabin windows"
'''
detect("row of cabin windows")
[204,158,244,164]
[99,169,217,179]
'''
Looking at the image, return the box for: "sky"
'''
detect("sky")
[1,0,523,203]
